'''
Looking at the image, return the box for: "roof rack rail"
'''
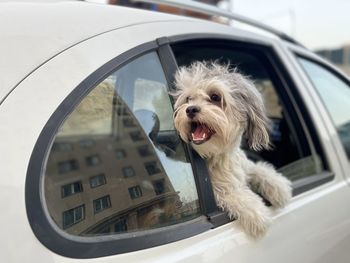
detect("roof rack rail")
[132,0,301,45]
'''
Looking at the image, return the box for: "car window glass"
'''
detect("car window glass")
[172,43,324,182]
[44,52,201,236]
[298,57,350,159]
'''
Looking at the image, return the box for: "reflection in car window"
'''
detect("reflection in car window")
[298,57,350,160]
[172,42,324,182]
[44,52,201,236]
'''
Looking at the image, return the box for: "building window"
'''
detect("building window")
[116,107,128,116]
[137,145,152,157]
[122,166,135,178]
[129,131,144,141]
[123,118,136,127]
[86,154,101,166]
[61,181,83,198]
[115,149,126,160]
[80,139,95,149]
[100,226,111,234]
[52,142,73,152]
[330,48,344,64]
[128,186,142,199]
[114,218,127,233]
[153,179,166,195]
[58,159,79,174]
[93,195,111,213]
[89,174,106,188]
[63,205,85,229]
[144,161,161,175]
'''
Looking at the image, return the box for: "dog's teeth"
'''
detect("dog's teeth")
[191,133,198,141]
[202,133,206,139]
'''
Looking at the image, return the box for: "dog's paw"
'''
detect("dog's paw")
[264,174,292,209]
[248,162,292,209]
[239,207,271,239]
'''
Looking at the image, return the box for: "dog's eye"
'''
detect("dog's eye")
[186,96,191,102]
[210,94,221,102]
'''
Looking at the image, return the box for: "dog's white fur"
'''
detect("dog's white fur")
[173,62,292,239]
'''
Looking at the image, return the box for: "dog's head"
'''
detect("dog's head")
[172,61,270,158]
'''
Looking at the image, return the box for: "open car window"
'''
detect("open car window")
[171,40,325,185]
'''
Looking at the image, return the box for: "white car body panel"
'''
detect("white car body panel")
[0,1,184,101]
[1,2,349,263]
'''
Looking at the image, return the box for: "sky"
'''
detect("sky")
[85,0,350,50]
[230,0,350,50]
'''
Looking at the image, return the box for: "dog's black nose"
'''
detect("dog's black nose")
[186,106,200,118]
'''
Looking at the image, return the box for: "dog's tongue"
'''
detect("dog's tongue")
[192,124,209,142]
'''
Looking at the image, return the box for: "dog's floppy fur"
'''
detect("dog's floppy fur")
[173,62,292,239]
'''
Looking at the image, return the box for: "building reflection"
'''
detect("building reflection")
[316,45,350,76]
[44,87,183,236]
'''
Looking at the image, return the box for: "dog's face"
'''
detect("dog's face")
[173,62,270,158]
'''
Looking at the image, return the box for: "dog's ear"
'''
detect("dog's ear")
[231,74,270,151]
[245,97,270,151]
[171,66,190,109]
[245,86,270,151]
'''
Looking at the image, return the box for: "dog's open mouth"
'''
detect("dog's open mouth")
[190,122,215,145]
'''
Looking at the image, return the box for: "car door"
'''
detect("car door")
[2,20,350,263]
[167,35,350,262]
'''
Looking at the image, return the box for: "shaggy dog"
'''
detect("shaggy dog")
[172,62,292,239]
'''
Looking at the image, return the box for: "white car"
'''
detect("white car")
[1,1,350,262]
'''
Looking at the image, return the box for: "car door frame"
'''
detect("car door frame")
[283,43,350,182]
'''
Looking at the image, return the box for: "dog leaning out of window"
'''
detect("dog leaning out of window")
[172,61,292,239]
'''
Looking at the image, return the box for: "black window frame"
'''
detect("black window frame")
[25,40,214,259]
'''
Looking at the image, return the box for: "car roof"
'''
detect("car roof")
[0,1,291,103]
[0,1,188,102]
